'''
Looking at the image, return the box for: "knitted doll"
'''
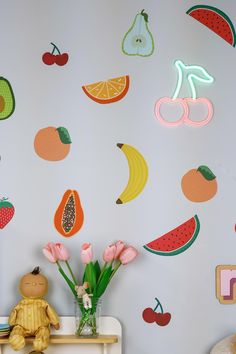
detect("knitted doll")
[8,267,60,353]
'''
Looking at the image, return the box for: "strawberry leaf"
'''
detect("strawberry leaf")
[197,165,216,181]
[0,201,13,208]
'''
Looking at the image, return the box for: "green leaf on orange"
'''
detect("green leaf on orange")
[197,165,216,180]
[57,127,72,144]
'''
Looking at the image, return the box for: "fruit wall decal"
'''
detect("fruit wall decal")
[215,265,236,304]
[34,126,71,161]
[0,197,15,229]
[144,215,200,256]
[82,75,129,104]
[116,143,148,204]
[42,42,69,66]
[142,298,171,326]
[122,9,154,57]
[0,77,15,120]
[154,60,214,127]
[181,165,217,202]
[54,190,84,237]
[186,5,236,47]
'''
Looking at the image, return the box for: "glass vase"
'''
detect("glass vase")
[75,297,102,337]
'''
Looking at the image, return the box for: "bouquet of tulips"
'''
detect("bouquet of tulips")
[43,241,138,336]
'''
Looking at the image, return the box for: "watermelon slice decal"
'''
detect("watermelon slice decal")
[186,5,236,47]
[144,215,200,256]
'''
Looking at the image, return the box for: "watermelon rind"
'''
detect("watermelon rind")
[143,215,200,256]
[186,5,236,47]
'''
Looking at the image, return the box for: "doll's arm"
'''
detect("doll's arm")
[46,304,60,329]
[8,307,18,326]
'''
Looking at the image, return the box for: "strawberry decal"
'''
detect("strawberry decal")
[0,197,15,229]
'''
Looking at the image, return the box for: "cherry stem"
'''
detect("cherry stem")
[51,42,61,55]
[153,298,163,313]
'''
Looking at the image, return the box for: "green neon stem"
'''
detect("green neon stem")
[153,298,163,313]
[51,42,61,55]
[172,60,184,100]
[172,59,214,100]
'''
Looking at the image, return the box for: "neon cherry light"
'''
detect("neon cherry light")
[154,97,189,127]
[184,98,213,127]
[155,59,214,127]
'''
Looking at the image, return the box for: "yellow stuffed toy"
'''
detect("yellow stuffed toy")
[8,267,60,353]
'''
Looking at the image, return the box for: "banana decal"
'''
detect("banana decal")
[116,143,148,204]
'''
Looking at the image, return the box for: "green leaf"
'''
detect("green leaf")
[84,262,97,293]
[95,265,113,298]
[56,127,72,144]
[58,266,77,298]
[94,260,101,282]
[197,165,216,181]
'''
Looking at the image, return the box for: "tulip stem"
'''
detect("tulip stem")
[110,261,121,281]
[65,260,77,284]
[56,261,77,298]
[96,262,107,285]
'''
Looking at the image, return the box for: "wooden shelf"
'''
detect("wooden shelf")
[0,334,118,345]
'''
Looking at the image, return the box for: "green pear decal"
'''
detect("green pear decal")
[122,10,154,57]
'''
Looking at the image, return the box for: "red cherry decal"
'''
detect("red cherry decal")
[55,53,69,66]
[42,43,68,66]
[42,52,55,65]
[142,308,156,323]
[155,312,171,326]
[142,298,171,327]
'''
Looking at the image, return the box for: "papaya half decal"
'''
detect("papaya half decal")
[116,143,148,204]
[0,77,15,120]
[181,165,217,202]
[187,5,236,47]
[54,190,84,237]
[0,197,15,229]
[34,126,71,161]
[144,215,200,256]
[122,9,154,56]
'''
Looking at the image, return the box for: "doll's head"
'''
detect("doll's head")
[19,267,48,299]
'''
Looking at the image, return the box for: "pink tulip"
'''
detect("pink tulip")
[103,244,116,262]
[43,242,58,263]
[119,246,138,265]
[54,243,70,261]
[114,240,126,259]
[81,243,93,264]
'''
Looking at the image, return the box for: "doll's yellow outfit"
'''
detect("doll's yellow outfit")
[8,298,59,351]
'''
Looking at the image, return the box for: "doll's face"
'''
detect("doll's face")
[19,273,48,299]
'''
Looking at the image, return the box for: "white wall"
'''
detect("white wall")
[1,1,236,353]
